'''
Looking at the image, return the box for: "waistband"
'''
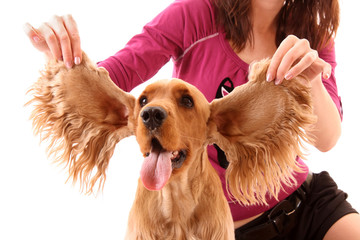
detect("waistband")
[235,172,313,240]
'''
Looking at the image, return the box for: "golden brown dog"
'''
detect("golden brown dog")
[27,52,315,239]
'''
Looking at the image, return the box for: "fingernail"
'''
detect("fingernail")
[285,72,293,80]
[323,73,330,79]
[33,35,40,43]
[74,56,81,65]
[66,61,73,69]
[266,73,273,82]
[275,79,281,85]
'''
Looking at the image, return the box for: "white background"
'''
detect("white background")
[1,0,359,239]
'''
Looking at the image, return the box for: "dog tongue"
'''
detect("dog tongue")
[140,149,172,191]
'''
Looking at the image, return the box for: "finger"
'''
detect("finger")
[23,23,50,55]
[39,23,63,61]
[23,22,42,44]
[63,14,82,65]
[267,35,298,82]
[284,50,318,80]
[275,39,311,85]
[320,58,332,80]
[50,15,73,68]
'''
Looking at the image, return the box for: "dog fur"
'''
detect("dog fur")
[27,52,315,239]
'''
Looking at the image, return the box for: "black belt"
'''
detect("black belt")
[235,172,313,240]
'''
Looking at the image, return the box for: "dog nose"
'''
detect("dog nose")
[141,106,167,130]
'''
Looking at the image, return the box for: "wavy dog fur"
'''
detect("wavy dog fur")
[27,52,315,238]
[27,54,135,193]
[208,61,315,205]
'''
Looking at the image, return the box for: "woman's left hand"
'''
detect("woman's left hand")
[267,35,341,152]
[266,35,331,85]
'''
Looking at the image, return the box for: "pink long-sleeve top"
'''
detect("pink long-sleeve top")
[98,0,343,221]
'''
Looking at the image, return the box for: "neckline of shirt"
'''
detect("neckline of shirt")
[218,30,250,72]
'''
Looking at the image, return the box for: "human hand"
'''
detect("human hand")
[23,15,82,68]
[266,35,331,85]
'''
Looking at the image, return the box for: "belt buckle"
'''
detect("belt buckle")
[267,200,295,235]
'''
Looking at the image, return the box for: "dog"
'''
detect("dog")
[27,52,315,239]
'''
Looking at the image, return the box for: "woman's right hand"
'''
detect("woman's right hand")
[24,15,82,68]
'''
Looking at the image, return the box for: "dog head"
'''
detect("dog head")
[28,52,315,205]
[133,79,211,190]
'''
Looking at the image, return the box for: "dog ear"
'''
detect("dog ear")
[207,59,316,205]
[27,52,136,194]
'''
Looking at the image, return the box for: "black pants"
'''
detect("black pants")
[235,171,358,240]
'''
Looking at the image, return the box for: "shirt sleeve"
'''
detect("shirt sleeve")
[97,0,216,92]
[318,40,343,121]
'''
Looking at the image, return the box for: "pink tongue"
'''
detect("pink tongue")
[140,150,172,191]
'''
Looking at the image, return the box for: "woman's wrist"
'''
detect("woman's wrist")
[308,74,341,152]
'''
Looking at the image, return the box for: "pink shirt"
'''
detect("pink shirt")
[98,0,343,221]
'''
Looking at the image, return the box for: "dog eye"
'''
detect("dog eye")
[180,95,194,108]
[139,96,148,107]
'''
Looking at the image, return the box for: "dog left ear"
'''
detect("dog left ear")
[207,59,316,205]
[27,52,136,194]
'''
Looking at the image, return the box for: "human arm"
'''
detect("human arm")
[24,0,216,92]
[267,35,342,152]
[96,0,216,91]
[309,75,341,152]
[22,10,179,90]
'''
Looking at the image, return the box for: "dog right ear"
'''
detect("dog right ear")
[27,52,136,193]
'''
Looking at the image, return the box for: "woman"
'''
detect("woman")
[24,0,360,239]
